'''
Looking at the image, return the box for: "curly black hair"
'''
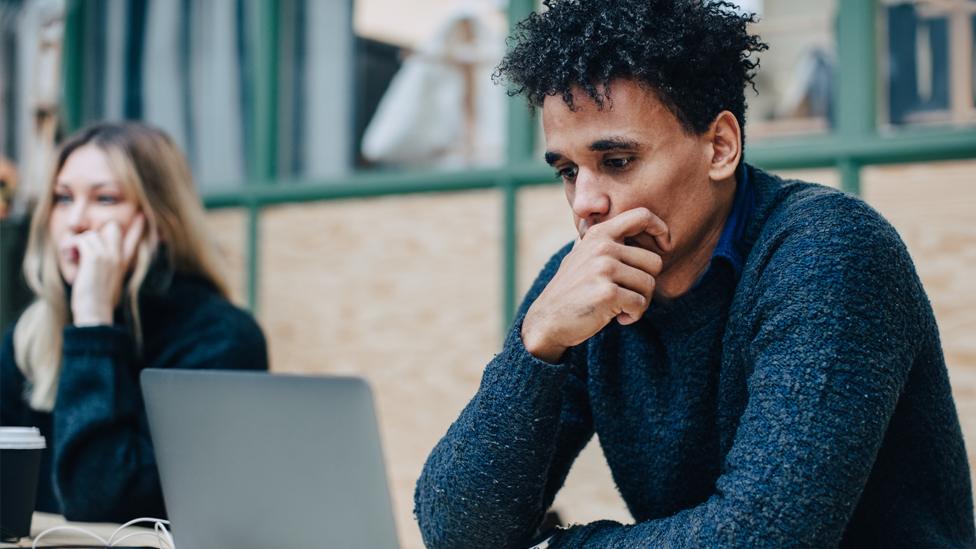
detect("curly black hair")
[495,0,768,140]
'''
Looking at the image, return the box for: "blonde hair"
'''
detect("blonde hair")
[14,122,230,411]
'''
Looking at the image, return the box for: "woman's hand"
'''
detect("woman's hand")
[70,214,145,327]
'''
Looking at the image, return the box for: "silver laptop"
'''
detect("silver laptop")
[141,369,399,549]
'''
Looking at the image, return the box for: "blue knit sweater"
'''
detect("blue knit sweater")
[415,165,974,548]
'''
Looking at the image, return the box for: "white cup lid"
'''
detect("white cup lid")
[0,427,46,449]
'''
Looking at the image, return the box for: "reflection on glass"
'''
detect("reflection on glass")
[745,0,837,139]
[881,0,976,128]
[353,2,507,171]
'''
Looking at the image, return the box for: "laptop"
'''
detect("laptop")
[140,369,400,549]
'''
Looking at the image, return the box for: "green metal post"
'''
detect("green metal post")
[501,0,536,330]
[838,158,862,195]
[246,203,261,314]
[833,0,877,195]
[247,0,280,181]
[836,0,877,138]
[243,0,280,312]
[61,0,85,133]
[502,180,519,331]
[505,0,537,166]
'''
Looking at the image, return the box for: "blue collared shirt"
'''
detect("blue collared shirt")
[696,164,754,287]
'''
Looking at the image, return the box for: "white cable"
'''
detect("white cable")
[31,517,175,549]
[112,530,172,548]
[154,521,175,549]
[107,517,171,544]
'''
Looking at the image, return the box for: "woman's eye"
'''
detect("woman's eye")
[53,193,72,204]
[555,166,578,181]
[96,195,120,205]
[605,157,635,169]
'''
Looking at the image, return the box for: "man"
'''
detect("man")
[415,1,975,547]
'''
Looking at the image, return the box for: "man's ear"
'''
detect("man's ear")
[706,111,741,181]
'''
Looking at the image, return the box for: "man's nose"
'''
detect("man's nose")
[570,170,611,225]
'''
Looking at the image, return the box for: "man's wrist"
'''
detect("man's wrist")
[521,322,567,364]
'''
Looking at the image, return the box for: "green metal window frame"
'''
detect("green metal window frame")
[61,0,976,333]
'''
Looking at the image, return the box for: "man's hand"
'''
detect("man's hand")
[521,208,669,363]
[70,215,145,327]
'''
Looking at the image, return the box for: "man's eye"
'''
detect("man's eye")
[555,166,578,181]
[604,157,635,169]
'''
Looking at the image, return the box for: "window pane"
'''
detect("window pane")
[880,0,976,128]
[340,0,508,172]
[746,0,838,140]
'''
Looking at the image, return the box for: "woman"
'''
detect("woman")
[0,122,268,522]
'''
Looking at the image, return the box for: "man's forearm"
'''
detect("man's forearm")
[415,336,589,549]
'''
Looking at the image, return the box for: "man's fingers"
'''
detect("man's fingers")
[613,242,663,277]
[610,286,648,326]
[588,208,671,252]
[604,261,655,300]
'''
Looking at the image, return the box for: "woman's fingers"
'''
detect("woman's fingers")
[122,214,145,265]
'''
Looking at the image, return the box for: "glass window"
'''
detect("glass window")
[745,0,838,140]
[880,0,976,128]
[345,0,508,173]
[29,0,510,188]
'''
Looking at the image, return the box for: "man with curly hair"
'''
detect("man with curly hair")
[415,1,975,547]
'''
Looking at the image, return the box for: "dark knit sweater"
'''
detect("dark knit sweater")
[1,270,268,522]
[415,165,974,548]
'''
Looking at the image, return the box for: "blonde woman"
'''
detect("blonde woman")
[0,122,268,522]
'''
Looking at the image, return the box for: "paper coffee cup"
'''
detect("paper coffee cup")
[0,427,46,542]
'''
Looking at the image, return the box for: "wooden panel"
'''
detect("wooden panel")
[258,191,501,548]
[205,208,248,307]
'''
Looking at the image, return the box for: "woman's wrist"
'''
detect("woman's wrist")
[71,305,113,327]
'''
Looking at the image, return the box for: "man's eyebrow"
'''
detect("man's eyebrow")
[544,138,641,165]
[590,138,641,152]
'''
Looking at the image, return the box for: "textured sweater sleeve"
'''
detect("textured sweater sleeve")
[415,244,595,549]
[52,309,268,522]
[548,196,924,547]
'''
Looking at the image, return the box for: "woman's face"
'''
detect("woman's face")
[49,145,141,284]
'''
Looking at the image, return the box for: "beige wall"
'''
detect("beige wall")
[256,191,501,548]
[206,161,975,548]
[205,208,249,307]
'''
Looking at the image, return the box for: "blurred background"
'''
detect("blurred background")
[1,0,974,546]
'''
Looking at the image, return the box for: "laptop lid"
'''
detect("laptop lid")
[141,369,399,549]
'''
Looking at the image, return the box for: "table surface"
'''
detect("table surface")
[1,513,164,548]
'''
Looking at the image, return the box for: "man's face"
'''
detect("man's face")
[542,79,731,282]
